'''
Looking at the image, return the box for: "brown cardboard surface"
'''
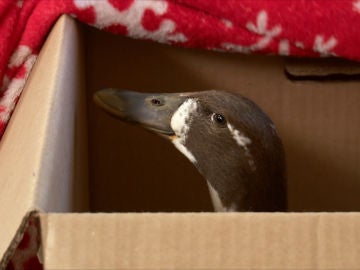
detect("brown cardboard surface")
[0,16,88,267]
[40,213,360,269]
[1,15,360,270]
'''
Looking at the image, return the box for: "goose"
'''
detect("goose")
[93,89,287,212]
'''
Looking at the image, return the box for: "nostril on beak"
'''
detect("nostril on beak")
[151,98,163,106]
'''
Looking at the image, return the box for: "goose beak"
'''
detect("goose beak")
[93,89,188,137]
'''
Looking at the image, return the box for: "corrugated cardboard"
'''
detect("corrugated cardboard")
[40,212,360,269]
[0,16,88,268]
[1,15,360,269]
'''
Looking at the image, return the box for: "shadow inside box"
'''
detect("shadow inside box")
[83,23,360,213]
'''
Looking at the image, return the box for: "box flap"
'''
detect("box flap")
[285,57,360,80]
[0,15,87,266]
[40,213,360,269]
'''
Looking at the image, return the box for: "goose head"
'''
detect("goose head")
[94,89,286,212]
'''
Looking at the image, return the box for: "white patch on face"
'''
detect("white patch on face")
[227,123,256,171]
[170,98,198,163]
[227,123,251,147]
[207,182,236,212]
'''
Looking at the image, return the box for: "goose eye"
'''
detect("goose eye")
[212,113,226,125]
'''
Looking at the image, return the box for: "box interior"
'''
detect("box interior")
[84,25,360,213]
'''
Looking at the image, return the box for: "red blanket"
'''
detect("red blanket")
[1,0,360,269]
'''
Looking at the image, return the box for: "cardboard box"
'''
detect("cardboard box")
[1,15,360,269]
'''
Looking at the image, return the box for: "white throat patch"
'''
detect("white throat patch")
[170,98,198,163]
[207,182,236,212]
